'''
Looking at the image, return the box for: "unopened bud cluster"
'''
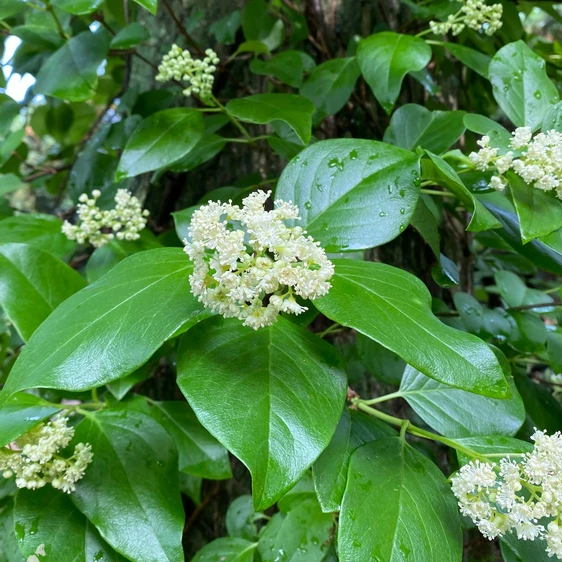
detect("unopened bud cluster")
[451,430,562,559]
[429,0,502,36]
[184,190,334,330]
[470,127,562,199]
[0,417,93,494]
[156,44,219,103]
[62,189,149,248]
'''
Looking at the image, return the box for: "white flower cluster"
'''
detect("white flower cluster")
[0,417,93,494]
[183,190,334,330]
[429,0,502,36]
[470,127,562,199]
[62,189,149,248]
[451,430,562,559]
[156,44,219,103]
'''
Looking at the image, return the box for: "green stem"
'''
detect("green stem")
[91,387,100,404]
[225,136,271,144]
[43,0,68,39]
[210,95,253,143]
[354,401,487,461]
[362,391,404,405]
[317,323,343,338]
[420,188,455,197]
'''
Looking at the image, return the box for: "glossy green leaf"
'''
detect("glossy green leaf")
[168,133,226,173]
[454,435,533,465]
[177,316,347,510]
[495,271,527,308]
[276,472,316,514]
[210,10,241,44]
[339,438,462,562]
[399,365,525,438]
[383,104,465,154]
[275,139,420,252]
[110,23,150,49]
[0,174,23,197]
[0,214,75,259]
[0,243,86,341]
[250,50,315,88]
[72,410,184,562]
[441,42,490,77]
[300,57,360,120]
[192,537,257,562]
[0,0,26,19]
[501,535,552,562]
[15,488,126,562]
[453,292,484,334]
[0,248,204,402]
[132,0,157,14]
[357,32,432,113]
[179,473,202,505]
[0,498,24,562]
[116,108,204,179]
[357,335,405,385]
[0,393,61,448]
[314,259,509,397]
[35,31,110,102]
[423,152,501,232]
[489,41,559,131]
[259,498,333,562]
[312,408,394,513]
[51,0,103,15]
[150,401,232,480]
[226,94,314,144]
[226,496,258,541]
[509,173,562,242]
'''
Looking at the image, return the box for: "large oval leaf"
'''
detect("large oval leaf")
[226,94,315,144]
[15,488,126,562]
[0,214,75,259]
[0,243,86,341]
[357,32,432,114]
[399,365,525,438]
[275,139,420,252]
[115,108,204,179]
[71,409,184,562]
[489,40,559,131]
[314,260,509,398]
[192,538,257,562]
[0,248,203,403]
[177,316,347,510]
[338,438,463,561]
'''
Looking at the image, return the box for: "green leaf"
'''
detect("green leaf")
[132,0,157,14]
[509,173,562,242]
[250,50,315,88]
[51,0,103,15]
[0,498,25,562]
[275,139,420,252]
[167,133,226,173]
[116,108,204,179]
[258,498,333,562]
[453,292,484,334]
[441,42,490,78]
[0,243,86,341]
[276,472,316,514]
[0,174,23,197]
[0,214,75,259]
[494,271,527,308]
[339,438,462,562]
[179,473,202,505]
[463,113,512,141]
[72,410,184,562]
[35,31,110,102]
[501,535,552,562]
[489,40,559,131]
[226,94,315,144]
[242,0,281,49]
[383,104,465,154]
[192,537,257,562]
[357,32,432,113]
[547,331,562,373]
[0,0,26,19]
[454,435,533,466]
[110,22,150,49]
[0,248,204,402]
[0,393,61,448]
[300,57,360,120]
[210,10,241,45]
[312,408,394,512]
[314,259,509,397]
[399,365,525,438]
[226,496,258,541]
[85,232,161,283]
[423,152,501,232]
[150,401,232,480]
[177,316,347,510]
[14,488,126,562]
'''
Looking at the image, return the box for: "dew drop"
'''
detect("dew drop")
[534,90,542,99]
[304,201,312,210]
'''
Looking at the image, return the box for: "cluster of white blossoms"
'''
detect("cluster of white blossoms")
[156,44,219,103]
[469,127,562,199]
[451,430,562,559]
[0,417,93,494]
[62,189,149,248]
[429,0,503,36]
[183,190,334,329]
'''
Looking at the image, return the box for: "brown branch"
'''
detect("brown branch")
[23,165,70,183]
[183,481,221,535]
[160,0,205,56]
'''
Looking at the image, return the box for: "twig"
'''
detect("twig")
[160,0,205,56]
[183,481,221,535]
